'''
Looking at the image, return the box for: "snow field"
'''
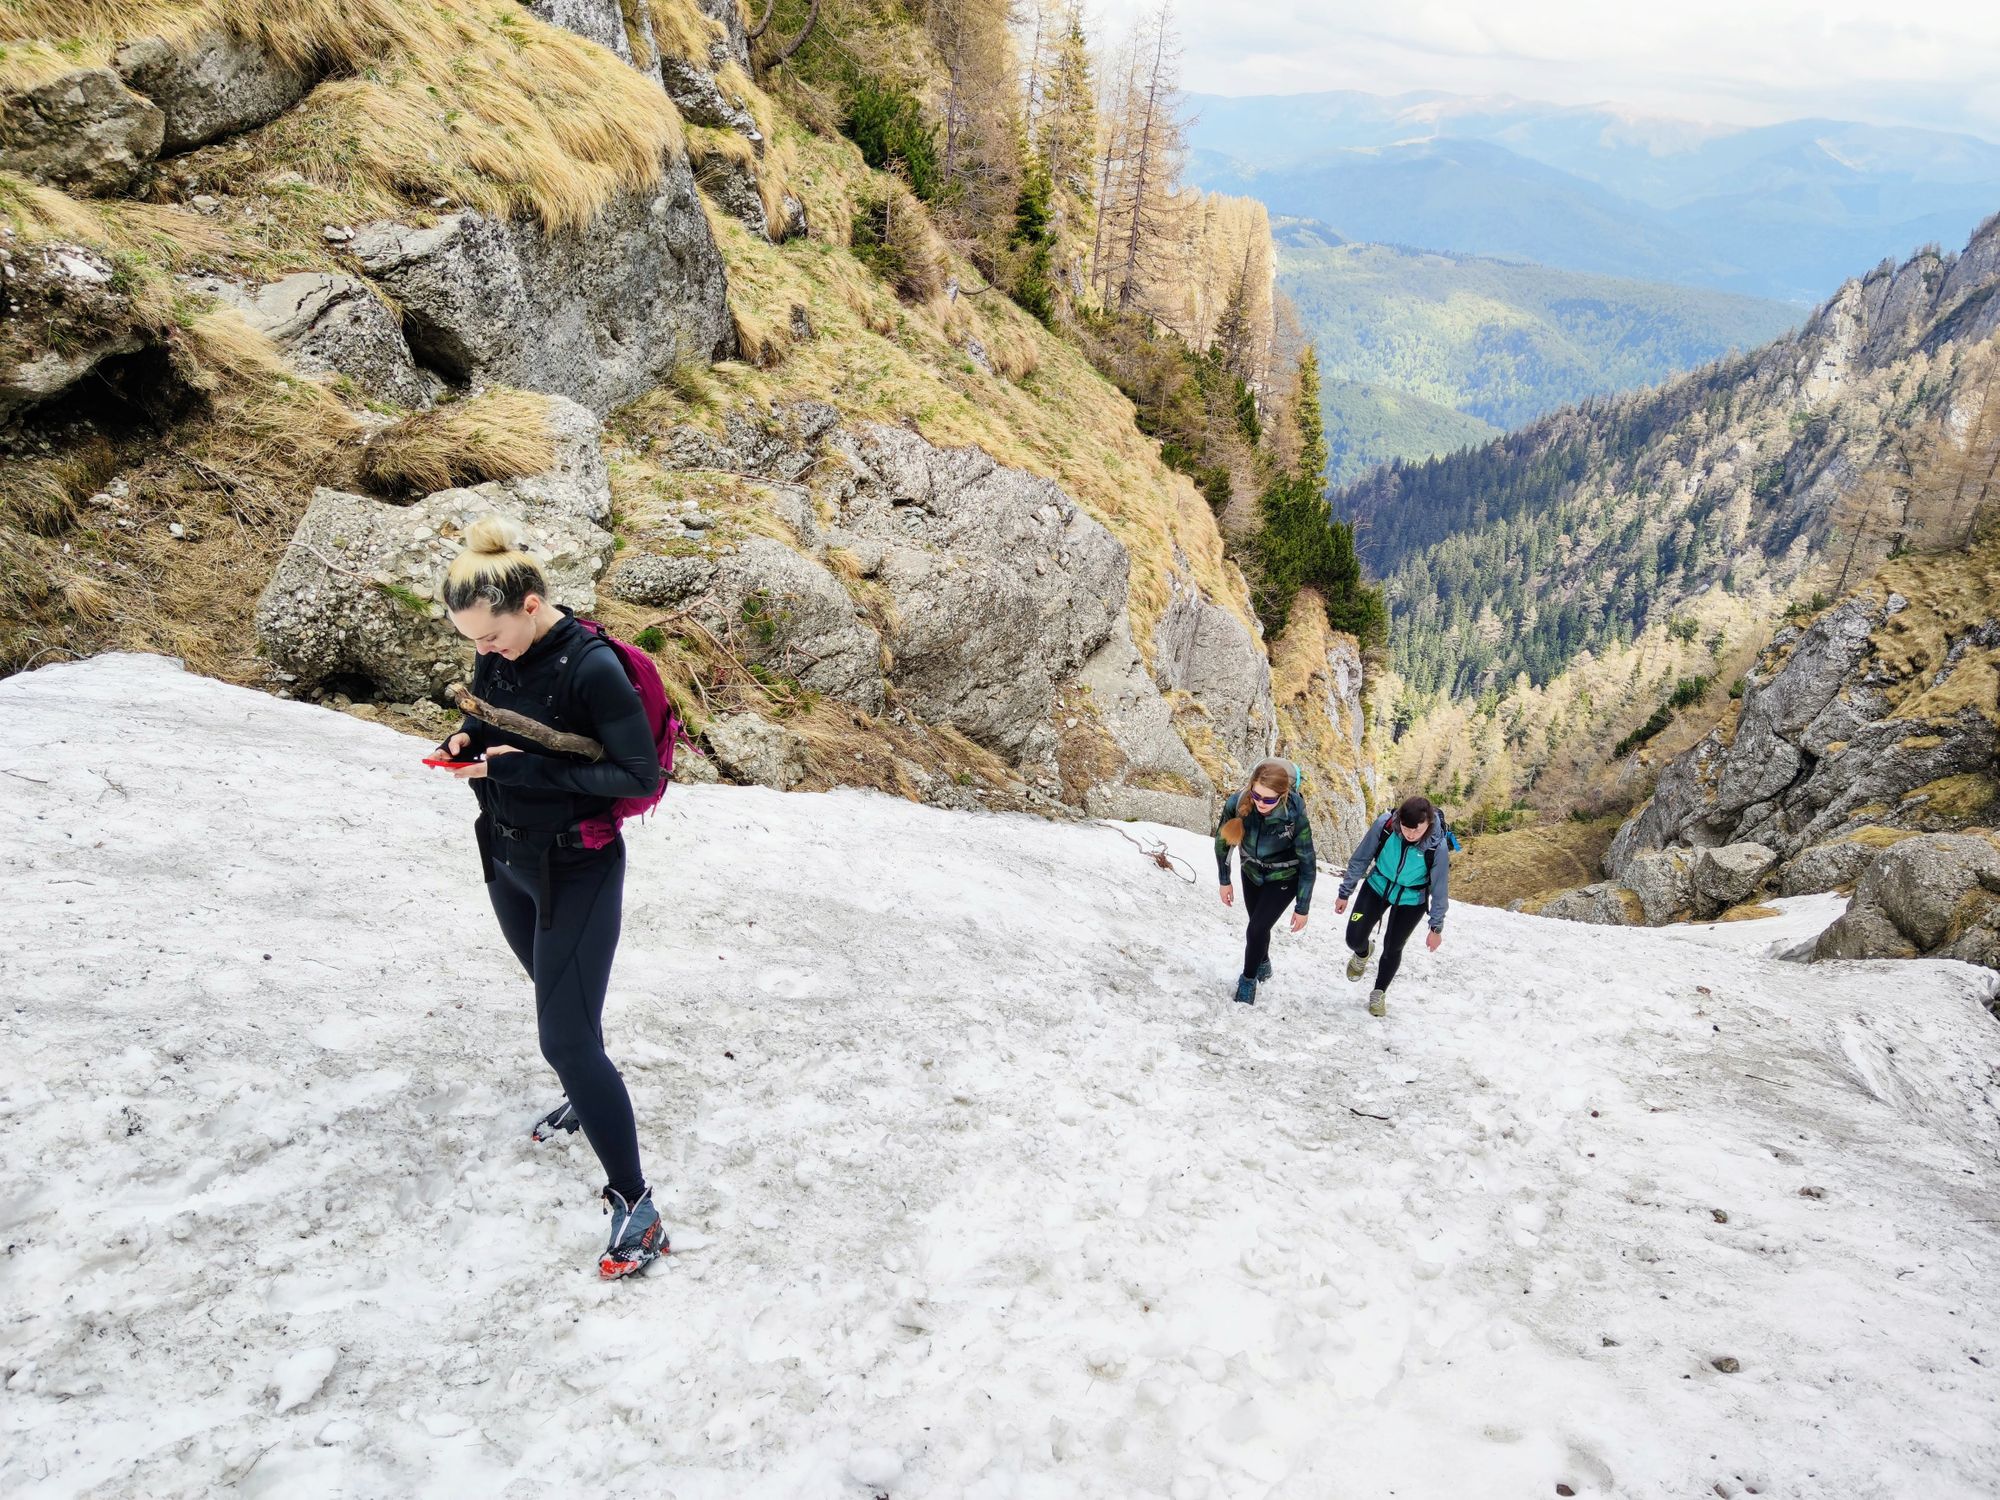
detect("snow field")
[2,654,1997,1498]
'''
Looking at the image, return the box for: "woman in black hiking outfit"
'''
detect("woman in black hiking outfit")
[436,517,665,1279]
[1215,758,1316,1006]
[1336,795,1449,1019]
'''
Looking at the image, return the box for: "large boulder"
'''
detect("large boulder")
[1813,832,2000,967]
[705,712,807,791]
[349,167,732,415]
[700,537,884,715]
[0,67,163,195]
[1623,847,1696,925]
[1,240,150,422]
[185,272,432,408]
[607,553,715,608]
[1693,843,1778,917]
[1151,574,1276,780]
[255,487,611,700]
[113,28,313,155]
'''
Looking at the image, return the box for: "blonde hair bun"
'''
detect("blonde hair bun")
[463,515,523,556]
[442,513,548,614]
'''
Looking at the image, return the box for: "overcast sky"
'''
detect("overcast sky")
[1086,0,2000,139]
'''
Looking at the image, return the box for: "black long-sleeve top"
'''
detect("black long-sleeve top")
[451,609,660,836]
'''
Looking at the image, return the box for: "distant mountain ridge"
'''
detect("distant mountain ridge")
[1189,89,2000,302]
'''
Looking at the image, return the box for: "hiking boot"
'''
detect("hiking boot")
[600,1186,668,1279]
[1345,945,1372,982]
[1233,976,1257,1005]
[1367,989,1387,1018]
[531,1099,580,1142]
[1256,959,1274,982]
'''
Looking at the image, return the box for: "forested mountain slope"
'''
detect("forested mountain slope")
[1276,221,1798,481]
[1344,213,2000,816]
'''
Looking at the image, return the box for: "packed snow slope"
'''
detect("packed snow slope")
[3,654,1998,1500]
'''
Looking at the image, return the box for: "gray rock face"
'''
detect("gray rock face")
[1813,832,2000,967]
[700,536,885,714]
[1,240,148,422]
[795,421,1130,759]
[522,0,634,62]
[1075,613,1214,827]
[0,66,163,195]
[1152,575,1276,780]
[350,167,731,415]
[706,712,808,790]
[187,272,431,408]
[1609,585,1995,896]
[607,553,715,608]
[697,0,752,66]
[255,486,612,700]
[113,29,313,155]
[1693,843,1778,916]
[1538,882,1643,927]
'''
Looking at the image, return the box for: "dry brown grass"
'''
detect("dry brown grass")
[2,0,682,232]
[1453,815,1624,909]
[359,389,558,496]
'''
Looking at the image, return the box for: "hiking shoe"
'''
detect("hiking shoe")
[1233,976,1257,1005]
[599,1186,668,1279]
[1345,947,1372,982]
[1367,989,1387,1018]
[1256,960,1274,982]
[531,1099,580,1142]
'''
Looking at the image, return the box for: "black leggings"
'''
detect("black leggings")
[1346,882,1426,992]
[1240,876,1300,979]
[488,842,645,1201]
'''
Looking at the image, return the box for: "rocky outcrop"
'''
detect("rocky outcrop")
[1812,832,2000,967]
[1,239,150,422]
[625,402,1271,816]
[497,394,613,525]
[0,67,163,195]
[1153,575,1276,778]
[254,485,612,700]
[699,535,886,714]
[1537,882,1645,927]
[692,146,773,238]
[349,167,732,415]
[113,29,314,155]
[1608,560,1999,899]
[1271,604,1376,856]
[187,272,432,408]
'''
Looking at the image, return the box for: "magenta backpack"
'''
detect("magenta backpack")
[570,617,686,849]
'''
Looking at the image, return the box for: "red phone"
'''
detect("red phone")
[423,756,482,769]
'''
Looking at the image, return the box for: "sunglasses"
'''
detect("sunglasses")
[1250,791,1282,807]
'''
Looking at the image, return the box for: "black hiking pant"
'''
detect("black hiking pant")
[488,838,645,1202]
[1346,882,1426,993]
[1240,875,1300,980]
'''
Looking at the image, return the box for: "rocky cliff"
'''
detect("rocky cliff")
[1537,536,1999,970]
[1349,211,2000,818]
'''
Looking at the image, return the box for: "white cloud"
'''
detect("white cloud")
[1085,0,2000,137]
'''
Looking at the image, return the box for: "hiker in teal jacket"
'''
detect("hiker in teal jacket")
[1336,795,1449,1018]
[1215,758,1316,1006]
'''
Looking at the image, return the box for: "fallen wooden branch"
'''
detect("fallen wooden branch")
[1347,1106,1393,1123]
[446,682,604,761]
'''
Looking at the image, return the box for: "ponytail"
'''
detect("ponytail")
[442,515,547,614]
